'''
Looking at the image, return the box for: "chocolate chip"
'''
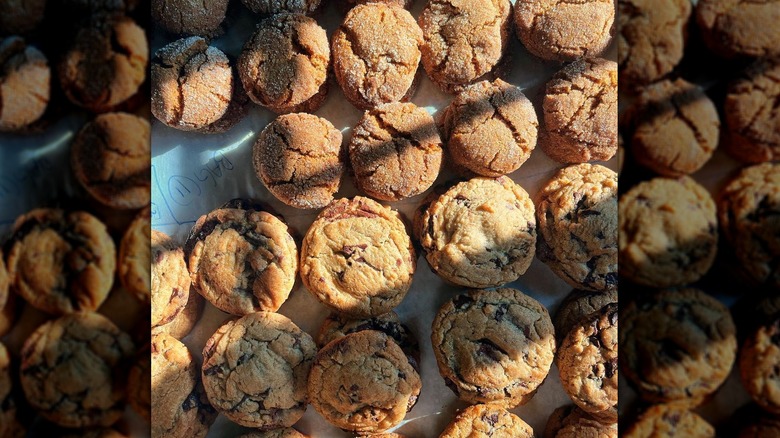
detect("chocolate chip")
[494,303,508,321]
[605,360,616,378]
[484,413,499,427]
[453,294,473,309]
[476,338,507,362]
[589,334,601,348]
[181,391,201,411]
[203,365,223,376]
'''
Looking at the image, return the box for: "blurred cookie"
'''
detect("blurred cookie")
[0,0,45,34]
[0,289,15,337]
[441,404,533,438]
[544,405,617,438]
[0,342,16,437]
[239,430,308,438]
[151,230,189,328]
[127,345,150,423]
[152,0,228,36]
[737,410,780,438]
[0,37,50,132]
[241,0,321,15]
[696,0,780,58]
[152,288,203,340]
[0,249,7,318]
[623,404,714,438]
[119,207,151,303]
[554,289,617,344]
[350,102,443,201]
[316,311,419,365]
[740,314,780,415]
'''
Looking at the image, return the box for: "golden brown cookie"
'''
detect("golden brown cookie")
[623,404,714,438]
[0,36,49,132]
[739,315,780,415]
[440,404,533,438]
[119,207,151,303]
[152,0,228,36]
[151,230,189,328]
[339,0,412,12]
[696,0,780,58]
[544,405,617,438]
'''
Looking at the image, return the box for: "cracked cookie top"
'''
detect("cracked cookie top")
[332,3,423,110]
[418,176,536,288]
[739,313,780,414]
[618,177,718,288]
[152,37,232,131]
[19,312,135,428]
[536,164,618,292]
[620,288,737,407]
[151,230,189,328]
[7,209,116,315]
[187,207,298,315]
[202,312,316,429]
[300,197,416,317]
[241,0,321,15]
[119,207,151,304]
[254,113,344,209]
[554,288,617,344]
[152,0,228,36]
[308,330,422,434]
[350,102,443,201]
[544,405,617,438]
[0,36,50,132]
[623,404,715,438]
[443,79,537,177]
[696,0,780,59]
[431,288,555,408]
[440,404,533,438]
[542,58,618,164]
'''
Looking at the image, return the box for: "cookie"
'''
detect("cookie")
[239,430,308,438]
[431,288,555,407]
[620,288,737,406]
[151,230,189,328]
[332,3,422,110]
[417,176,536,288]
[557,303,618,422]
[59,15,148,112]
[239,13,329,114]
[739,315,780,415]
[536,164,618,292]
[618,177,718,288]
[617,0,691,88]
[241,0,321,15]
[514,0,615,61]
[440,404,533,438]
[188,206,298,315]
[628,78,720,176]
[316,311,419,365]
[202,312,316,429]
[152,333,216,438]
[253,113,344,209]
[6,209,116,315]
[0,341,17,438]
[696,0,780,58]
[119,207,151,303]
[350,102,443,200]
[442,79,538,177]
[308,330,421,434]
[737,411,780,438]
[419,0,511,93]
[151,37,233,132]
[0,248,7,319]
[128,345,151,422]
[19,312,135,428]
[300,197,416,317]
[554,289,618,344]
[0,37,50,132]
[152,0,228,36]
[724,56,780,163]
[0,286,15,338]
[718,163,780,288]
[0,0,45,34]
[623,404,714,438]
[542,58,618,164]
[339,0,412,12]
[152,287,204,340]
[544,405,617,438]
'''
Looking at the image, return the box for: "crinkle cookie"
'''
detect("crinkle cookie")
[696,0,780,58]
[440,404,533,438]
[152,0,228,36]
[0,36,50,132]
[544,405,617,438]
[739,314,780,415]
[151,230,189,328]
[623,404,715,438]
[119,207,151,303]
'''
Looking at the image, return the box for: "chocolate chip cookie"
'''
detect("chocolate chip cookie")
[188,206,298,315]
[152,0,228,36]
[440,404,533,438]
[417,176,536,288]
[253,113,344,209]
[241,0,321,15]
[202,312,316,429]
[119,207,151,303]
[536,164,618,292]
[6,209,116,315]
[308,330,422,434]
[239,430,308,438]
[623,404,715,438]
[554,289,618,344]
[442,79,538,177]
[544,405,617,438]
[431,288,555,407]
[696,0,780,58]
[0,36,50,132]
[620,288,737,406]
[152,288,204,340]
[332,3,422,110]
[151,230,189,328]
[618,177,718,288]
[300,197,416,317]
[740,315,780,415]
[20,312,135,427]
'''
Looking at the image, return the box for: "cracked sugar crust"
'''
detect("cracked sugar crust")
[739,315,780,415]
[725,57,780,163]
[418,176,536,288]
[0,37,50,132]
[152,288,204,340]
[119,207,151,304]
[340,0,412,12]
[554,289,617,345]
[152,333,216,438]
[514,0,615,61]
[240,429,308,438]
[440,404,533,438]
[241,0,321,15]
[696,0,780,58]
[71,112,151,209]
[618,0,691,89]
[332,3,423,110]
[542,58,618,164]
[350,102,443,201]
[557,304,618,422]
[19,312,135,428]
[239,13,329,114]
[59,15,148,112]
[544,405,617,438]
[300,197,416,318]
[151,230,189,328]
[308,330,422,434]
[152,0,228,36]
[6,209,116,315]
[202,312,316,429]
[188,207,298,316]
[0,0,45,34]
[431,288,555,408]
[536,164,618,292]
[443,79,537,177]
[718,163,780,288]
[623,404,714,438]
[618,177,718,288]
[152,37,232,131]
[254,113,343,209]
[620,288,737,407]
[629,79,720,176]
[419,0,511,92]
